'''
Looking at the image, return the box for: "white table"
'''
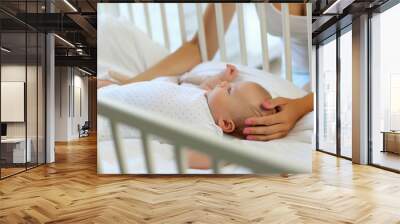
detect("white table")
[1,138,31,163]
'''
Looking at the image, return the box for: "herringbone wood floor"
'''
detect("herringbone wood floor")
[1,135,400,224]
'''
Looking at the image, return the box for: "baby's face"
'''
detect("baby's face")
[206,81,274,126]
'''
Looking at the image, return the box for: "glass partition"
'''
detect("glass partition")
[38,32,45,165]
[1,30,28,177]
[317,37,337,155]
[339,29,352,158]
[27,31,38,169]
[0,1,46,179]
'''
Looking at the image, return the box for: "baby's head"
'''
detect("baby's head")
[206,81,275,138]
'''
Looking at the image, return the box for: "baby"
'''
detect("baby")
[99,64,275,169]
[179,64,275,138]
[178,64,275,169]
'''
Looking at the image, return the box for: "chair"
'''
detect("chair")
[79,121,90,138]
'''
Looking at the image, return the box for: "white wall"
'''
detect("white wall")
[71,73,89,138]
[1,66,26,139]
[1,64,46,163]
[1,65,41,138]
[55,67,89,141]
[55,67,69,141]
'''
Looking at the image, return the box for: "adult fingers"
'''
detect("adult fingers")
[245,113,283,126]
[109,70,127,84]
[97,80,115,89]
[246,132,288,141]
[243,124,288,136]
[262,97,289,110]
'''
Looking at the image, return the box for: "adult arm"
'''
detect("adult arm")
[243,92,314,141]
[187,150,211,169]
[118,3,236,84]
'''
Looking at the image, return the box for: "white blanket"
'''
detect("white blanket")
[98,80,222,141]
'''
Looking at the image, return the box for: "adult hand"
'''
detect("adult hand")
[97,79,117,89]
[243,93,313,141]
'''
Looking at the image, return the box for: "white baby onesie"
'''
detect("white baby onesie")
[98,80,223,140]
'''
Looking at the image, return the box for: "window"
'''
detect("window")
[340,29,352,158]
[371,2,400,171]
[390,74,400,130]
[317,37,337,154]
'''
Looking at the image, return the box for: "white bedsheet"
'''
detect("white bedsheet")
[98,136,311,174]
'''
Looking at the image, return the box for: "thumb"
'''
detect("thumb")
[262,97,288,109]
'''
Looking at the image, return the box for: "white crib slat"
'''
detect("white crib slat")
[258,3,270,72]
[237,3,247,65]
[215,3,226,61]
[174,145,187,174]
[144,3,152,39]
[196,3,208,62]
[178,3,187,43]
[128,3,135,24]
[110,121,128,173]
[212,158,221,174]
[99,99,309,174]
[129,4,135,24]
[281,3,292,82]
[160,3,170,51]
[306,3,312,79]
[140,132,154,174]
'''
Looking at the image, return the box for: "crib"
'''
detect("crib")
[97,3,313,174]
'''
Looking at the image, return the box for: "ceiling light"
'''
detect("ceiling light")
[78,67,92,76]
[323,0,354,15]
[63,0,78,12]
[54,34,75,48]
[1,47,11,53]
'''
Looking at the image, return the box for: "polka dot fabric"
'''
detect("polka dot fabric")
[98,80,223,140]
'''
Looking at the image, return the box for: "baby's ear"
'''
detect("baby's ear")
[217,118,235,133]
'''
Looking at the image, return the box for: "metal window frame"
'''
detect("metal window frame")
[315,0,400,172]
[315,20,353,162]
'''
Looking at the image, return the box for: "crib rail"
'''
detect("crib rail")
[111,3,312,81]
[98,98,308,174]
[137,3,312,81]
